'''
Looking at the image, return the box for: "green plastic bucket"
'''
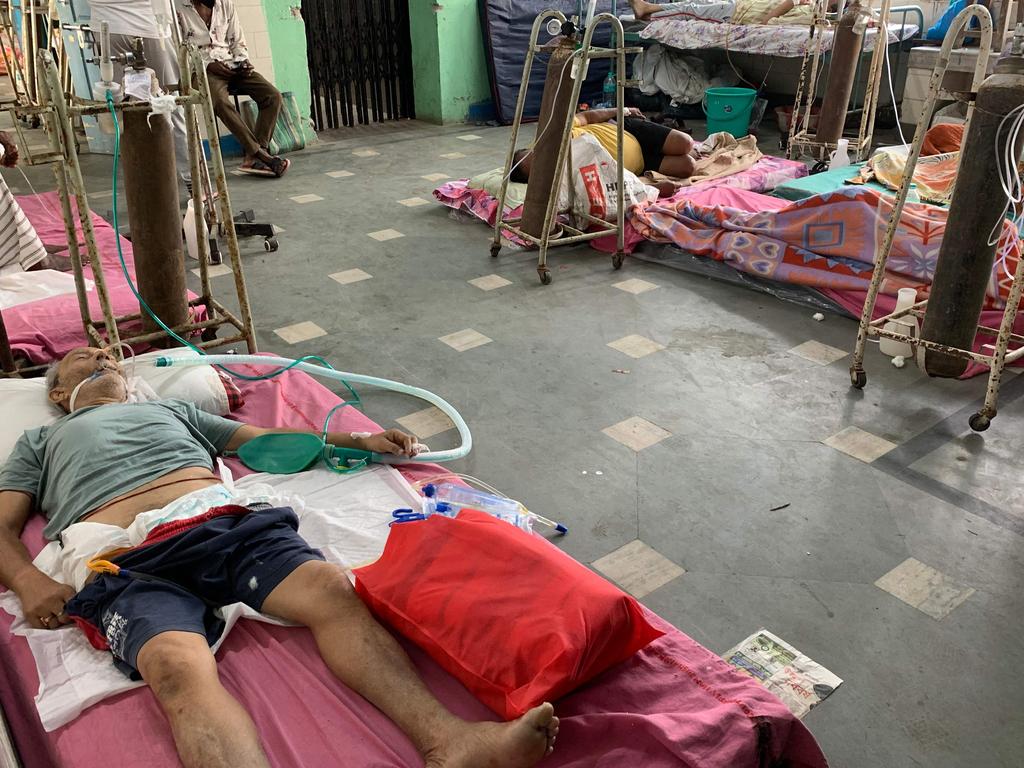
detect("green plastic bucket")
[702,87,757,138]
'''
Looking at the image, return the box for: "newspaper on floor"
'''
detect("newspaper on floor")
[723,628,843,718]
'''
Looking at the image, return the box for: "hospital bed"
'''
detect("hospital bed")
[0,359,830,767]
[0,191,205,372]
[625,8,921,111]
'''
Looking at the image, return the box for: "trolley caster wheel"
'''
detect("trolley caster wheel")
[612,252,625,270]
[490,243,501,258]
[850,368,867,389]
[264,236,279,252]
[968,412,991,432]
[538,269,552,285]
[201,327,218,342]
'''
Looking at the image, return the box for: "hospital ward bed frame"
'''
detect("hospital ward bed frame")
[0,44,257,378]
[848,6,1024,432]
[490,10,641,285]
[789,0,904,163]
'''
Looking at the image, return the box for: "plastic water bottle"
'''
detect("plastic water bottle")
[602,70,616,109]
[423,483,533,533]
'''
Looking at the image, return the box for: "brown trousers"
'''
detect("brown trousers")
[207,68,283,156]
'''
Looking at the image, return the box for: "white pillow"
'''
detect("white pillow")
[0,348,231,464]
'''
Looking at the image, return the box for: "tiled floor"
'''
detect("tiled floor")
[40,117,1021,768]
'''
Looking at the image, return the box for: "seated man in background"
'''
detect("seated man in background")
[0,346,558,768]
[180,0,290,178]
[629,0,814,24]
[511,107,700,183]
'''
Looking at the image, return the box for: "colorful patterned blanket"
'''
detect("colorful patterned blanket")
[630,186,1020,307]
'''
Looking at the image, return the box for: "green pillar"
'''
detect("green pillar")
[261,0,316,142]
[411,0,491,124]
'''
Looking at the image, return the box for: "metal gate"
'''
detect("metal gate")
[302,0,415,130]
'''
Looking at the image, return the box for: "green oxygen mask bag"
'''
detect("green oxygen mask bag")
[233,432,373,474]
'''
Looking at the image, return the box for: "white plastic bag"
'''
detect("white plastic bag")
[568,133,658,227]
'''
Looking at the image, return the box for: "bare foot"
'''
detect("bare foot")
[424,703,559,768]
[629,0,663,19]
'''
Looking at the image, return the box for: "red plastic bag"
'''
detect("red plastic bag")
[354,510,664,719]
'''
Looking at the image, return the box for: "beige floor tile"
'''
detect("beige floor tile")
[289,194,324,204]
[468,274,512,291]
[875,558,975,620]
[326,170,354,178]
[613,278,659,295]
[607,334,665,359]
[789,340,850,365]
[457,134,483,141]
[398,197,430,207]
[274,321,327,344]
[190,263,232,278]
[823,426,897,463]
[352,148,380,157]
[422,173,450,182]
[441,152,466,159]
[593,539,685,599]
[602,416,672,452]
[438,328,492,352]
[396,406,456,439]
[329,268,372,285]
[367,229,405,242]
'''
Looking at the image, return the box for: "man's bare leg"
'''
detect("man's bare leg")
[262,561,559,768]
[137,631,271,768]
[658,128,699,178]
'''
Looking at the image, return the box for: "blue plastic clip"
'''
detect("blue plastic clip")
[390,508,427,526]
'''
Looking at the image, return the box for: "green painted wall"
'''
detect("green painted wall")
[261,0,317,142]
[411,0,491,124]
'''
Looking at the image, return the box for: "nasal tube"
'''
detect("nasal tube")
[152,354,472,464]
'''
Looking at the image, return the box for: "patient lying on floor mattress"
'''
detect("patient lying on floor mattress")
[0,346,559,768]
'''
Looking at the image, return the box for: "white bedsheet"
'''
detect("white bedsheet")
[0,269,93,310]
[640,18,919,57]
[0,464,421,731]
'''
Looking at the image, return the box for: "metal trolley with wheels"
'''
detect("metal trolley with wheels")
[490,10,639,285]
[847,6,1024,432]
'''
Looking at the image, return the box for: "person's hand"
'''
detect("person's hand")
[236,59,254,72]
[361,429,419,457]
[206,61,235,79]
[12,570,75,630]
[625,107,645,118]
[0,131,19,168]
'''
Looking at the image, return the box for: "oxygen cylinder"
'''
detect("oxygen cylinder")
[814,0,868,144]
[121,107,189,345]
[919,50,1024,377]
[521,39,577,240]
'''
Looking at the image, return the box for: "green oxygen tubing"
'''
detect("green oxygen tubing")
[153,354,472,466]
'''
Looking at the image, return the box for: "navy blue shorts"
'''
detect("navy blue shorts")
[66,504,324,678]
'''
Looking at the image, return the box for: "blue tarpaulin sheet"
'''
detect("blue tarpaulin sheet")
[479,1,620,124]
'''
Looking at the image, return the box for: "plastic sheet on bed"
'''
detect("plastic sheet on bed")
[0,359,829,768]
[640,17,918,57]
[3,192,205,365]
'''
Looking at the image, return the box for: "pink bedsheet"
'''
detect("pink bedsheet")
[0,361,829,768]
[432,155,808,254]
[4,192,202,364]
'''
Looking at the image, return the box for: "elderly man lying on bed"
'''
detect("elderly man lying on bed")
[0,347,559,768]
[628,0,815,25]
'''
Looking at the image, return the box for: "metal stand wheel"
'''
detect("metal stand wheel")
[264,236,279,252]
[969,412,992,432]
[612,251,625,270]
[538,267,552,285]
[850,366,867,389]
[490,242,501,258]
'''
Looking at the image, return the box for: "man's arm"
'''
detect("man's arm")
[224,425,418,456]
[0,491,75,630]
[223,0,251,62]
[574,107,644,126]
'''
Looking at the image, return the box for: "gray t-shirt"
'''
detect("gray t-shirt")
[0,400,242,540]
